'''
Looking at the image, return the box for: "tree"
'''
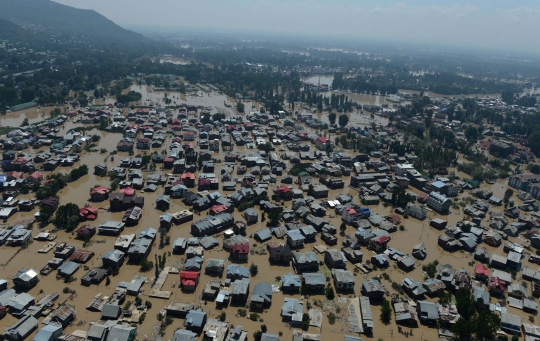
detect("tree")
[465,126,478,141]
[327,312,337,325]
[529,130,540,156]
[325,285,335,300]
[329,112,337,125]
[455,288,475,320]
[267,207,283,227]
[301,313,310,330]
[236,102,244,113]
[340,222,346,233]
[139,259,153,272]
[253,331,262,341]
[504,188,514,203]
[52,203,80,232]
[201,112,211,124]
[20,118,29,127]
[116,91,142,104]
[475,310,501,340]
[21,88,35,103]
[39,206,52,225]
[501,90,514,105]
[250,263,258,276]
[438,291,453,305]
[338,114,349,127]
[452,318,475,341]
[50,108,61,117]
[380,298,392,324]
[70,165,89,181]
[219,311,226,322]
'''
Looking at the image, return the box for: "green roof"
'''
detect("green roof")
[9,101,37,112]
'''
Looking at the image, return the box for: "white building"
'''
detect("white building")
[427,192,451,213]
[342,207,359,224]
[395,163,415,177]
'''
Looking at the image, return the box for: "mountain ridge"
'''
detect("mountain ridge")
[0,0,149,45]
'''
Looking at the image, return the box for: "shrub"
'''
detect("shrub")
[250,263,259,276]
[327,312,336,325]
[380,298,392,324]
[140,259,154,272]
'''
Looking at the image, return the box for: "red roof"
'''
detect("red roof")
[346,207,357,215]
[10,171,23,179]
[277,185,292,193]
[231,243,249,254]
[317,136,329,143]
[91,186,109,195]
[119,187,135,196]
[375,236,391,244]
[210,204,228,214]
[182,172,195,180]
[29,171,43,179]
[76,225,95,236]
[182,279,196,286]
[163,158,174,163]
[180,271,200,280]
[489,276,505,290]
[474,264,490,277]
[80,207,98,215]
[198,178,211,185]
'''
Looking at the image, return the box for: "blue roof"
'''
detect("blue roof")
[360,208,371,215]
[287,229,305,241]
[432,181,446,189]
[34,323,62,341]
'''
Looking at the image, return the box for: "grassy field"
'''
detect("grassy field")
[0,127,16,135]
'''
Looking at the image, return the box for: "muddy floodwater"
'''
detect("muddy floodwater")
[0,84,535,341]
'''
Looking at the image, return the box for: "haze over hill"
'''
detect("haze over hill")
[0,18,36,41]
[53,0,540,54]
[0,0,149,45]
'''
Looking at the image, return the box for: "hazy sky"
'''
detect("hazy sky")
[53,0,540,53]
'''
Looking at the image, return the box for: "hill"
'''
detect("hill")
[0,18,35,41]
[0,0,149,45]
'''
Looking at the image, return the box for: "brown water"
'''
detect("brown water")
[0,97,534,341]
[0,107,53,128]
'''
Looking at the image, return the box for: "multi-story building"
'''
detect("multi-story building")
[509,174,540,200]
[395,163,416,177]
[490,141,513,157]
[314,136,330,151]
[427,192,451,213]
